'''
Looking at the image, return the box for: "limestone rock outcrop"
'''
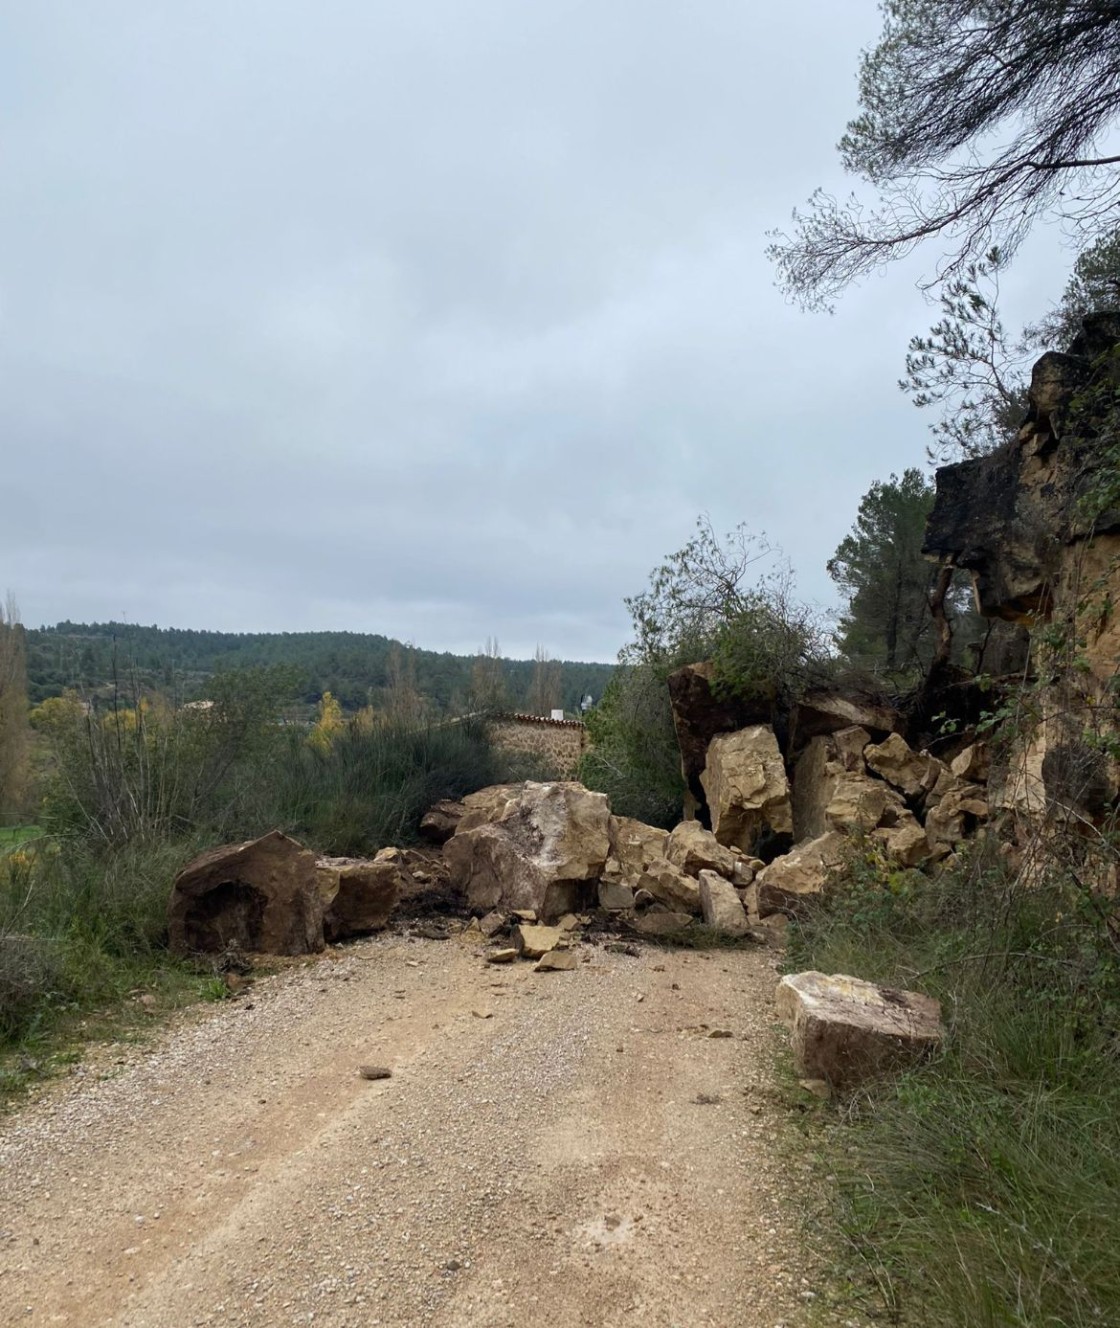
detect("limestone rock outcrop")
[170,831,324,956]
[700,725,793,854]
[776,971,944,1090]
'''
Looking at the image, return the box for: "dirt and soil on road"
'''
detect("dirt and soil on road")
[0,931,837,1327]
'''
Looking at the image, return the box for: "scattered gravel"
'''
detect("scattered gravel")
[0,934,841,1327]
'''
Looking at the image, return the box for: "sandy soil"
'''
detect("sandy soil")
[0,932,828,1327]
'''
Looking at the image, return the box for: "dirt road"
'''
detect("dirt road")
[0,934,821,1327]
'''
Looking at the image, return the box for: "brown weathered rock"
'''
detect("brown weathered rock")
[317,850,404,942]
[925,785,989,850]
[698,870,751,937]
[169,831,324,956]
[636,860,702,915]
[664,820,740,880]
[873,817,932,868]
[701,726,793,854]
[667,661,773,820]
[444,781,610,922]
[865,734,941,798]
[832,725,872,771]
[419,799,466,844]
[486,947,518,964]
[478,909,506,937]
[776,971,944,1090]
[755,831,847,917]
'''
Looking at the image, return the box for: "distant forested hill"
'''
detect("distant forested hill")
[25,622,614,716]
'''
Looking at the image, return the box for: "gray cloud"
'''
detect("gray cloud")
[0,1,1074,660]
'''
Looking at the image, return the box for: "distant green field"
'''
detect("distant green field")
[0,825,42,848]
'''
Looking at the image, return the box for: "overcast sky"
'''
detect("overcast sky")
[0,1,1076,661]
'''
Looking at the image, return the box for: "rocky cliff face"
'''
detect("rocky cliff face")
[924,312,1120,819]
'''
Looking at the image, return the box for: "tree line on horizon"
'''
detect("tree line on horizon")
[22,622,615,719]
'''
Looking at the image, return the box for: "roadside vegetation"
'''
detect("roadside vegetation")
[0,653,524,1098]
[785,831,1120,1327]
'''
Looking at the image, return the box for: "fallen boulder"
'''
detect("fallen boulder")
[701,725,793,854]
[792,733,905,840]
[755,831,847,917]
[665,820,741,880]
[698,870,751,937]
[444,781,610,922]
[865,734,942,799]
[169,831,324,956]
[789,690,899,751]
[626,910,693,937]
[667,661,773,820]
[598,879,636,912]
[513,924,563,959]
[608,816,669,881]
[635,859,702,914]
[318,849,405,942]
[872,816,933,868]
[776,971,945,1090]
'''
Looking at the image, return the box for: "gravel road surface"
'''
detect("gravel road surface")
[0,933,823,1327]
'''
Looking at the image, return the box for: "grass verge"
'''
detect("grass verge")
[784,842,1120,1327]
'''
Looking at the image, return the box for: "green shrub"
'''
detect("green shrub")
[265,716,500,856]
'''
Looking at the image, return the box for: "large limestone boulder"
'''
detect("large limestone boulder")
[698,870,751,936]
[700,725,793,854]
[667,661,773,821]
[755,831,847,917]
[444,781,610,922]
[169,831,324,956]
[317,849,405,942]
[776,971,945,1090]
[665,820,740,880]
